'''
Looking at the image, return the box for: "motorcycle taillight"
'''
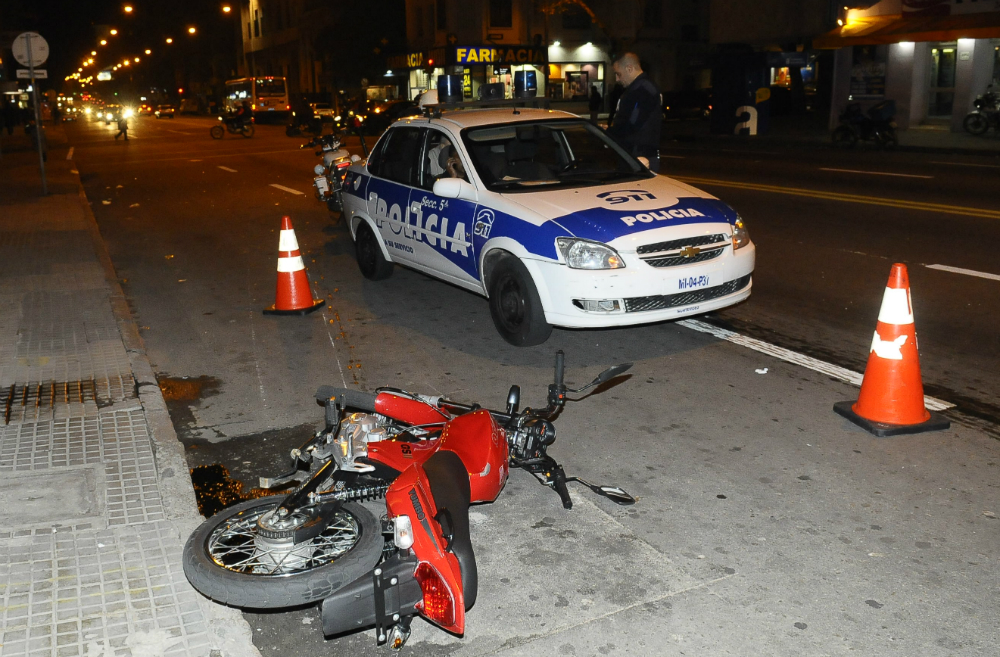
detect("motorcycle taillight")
[413,562,456,628]
[336,161,351,169]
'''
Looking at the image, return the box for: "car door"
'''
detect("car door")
[406,128,479,286]
[365,126,423,266]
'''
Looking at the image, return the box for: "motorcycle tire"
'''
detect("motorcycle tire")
[326,193,343,214]
[355,222,393,280]
[182,498,383,609]
[881,127,898,150]
[241,124,255,138]
[488,254,552,347]
[832,125,857,149]
[963,113,989,136]
[210,125,224,140]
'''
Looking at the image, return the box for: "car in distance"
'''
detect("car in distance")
[103,103,123,124]
[154,104,176,119]
[340,105,755,346]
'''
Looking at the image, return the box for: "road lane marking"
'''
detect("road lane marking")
[677,319,955,411]
[672,175,1000,220]
[66,147,74,160]
[925,264,1000,281]
[86,148,303,166]
[819,167,933,179]
[270,184,305,195]
[168,130,192,135]
[218,166,237,172]
[190,159,202,162]
[661,155,686,159]
[929,161,1000,169]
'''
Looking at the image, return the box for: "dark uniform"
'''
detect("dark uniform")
[607,73,662,172]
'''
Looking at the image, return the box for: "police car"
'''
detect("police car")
[341,104,755,346]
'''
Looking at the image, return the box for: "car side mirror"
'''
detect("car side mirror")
[637,156,650,169]
[432,177,478,202]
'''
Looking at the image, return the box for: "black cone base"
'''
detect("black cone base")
[833,401,951,438]
[263,299,325,316]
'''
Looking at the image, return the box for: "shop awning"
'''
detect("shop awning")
[813,11,1000,48]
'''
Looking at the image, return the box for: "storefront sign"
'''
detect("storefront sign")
[388,51,425,69]
[452,46,546,65]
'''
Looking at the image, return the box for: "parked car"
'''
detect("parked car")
[154,104,176,119]
[310,102,337,120]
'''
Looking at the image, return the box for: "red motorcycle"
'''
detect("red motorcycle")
[182,352,634,648]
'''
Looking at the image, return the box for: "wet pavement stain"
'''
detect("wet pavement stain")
[190,463,284,518]
[157,375,222,440]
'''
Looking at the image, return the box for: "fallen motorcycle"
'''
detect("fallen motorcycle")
[182,351,634,649]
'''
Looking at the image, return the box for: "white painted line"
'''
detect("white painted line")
[925,264,1000,282]
[929,160,1000,169]
[819,167,933,179]
[677,319,955,411]
[168,130,192,135]
[190,159,202,162]
[218,166,238,172]
[661,155,686,159]
[66,147,74,160]
[270,183,305,195]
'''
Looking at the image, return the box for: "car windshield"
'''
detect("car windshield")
[461,119,653,192]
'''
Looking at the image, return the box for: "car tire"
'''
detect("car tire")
[488,255,552,347]
[354,222,393,280]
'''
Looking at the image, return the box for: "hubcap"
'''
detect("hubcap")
[497,276,525,330]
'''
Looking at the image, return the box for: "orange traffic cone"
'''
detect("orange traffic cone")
[263,216,325,316]
[833,263,949,437]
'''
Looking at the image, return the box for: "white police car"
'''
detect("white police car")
[341,106,754,346]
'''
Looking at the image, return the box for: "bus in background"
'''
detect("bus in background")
[224,77,290,122]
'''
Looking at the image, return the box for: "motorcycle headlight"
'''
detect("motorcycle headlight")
[106,113,112,120]
[556,238,625,270]
[731,216,750,250]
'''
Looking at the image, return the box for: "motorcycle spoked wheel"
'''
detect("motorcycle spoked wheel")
[963,113,989,136]
[831,125,857,149]
[241,123,255,138]
[210,125,224,139]
[182,498,383,609]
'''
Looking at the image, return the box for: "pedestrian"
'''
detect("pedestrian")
[588,85,603,125]
[606,53,662,172]
[2,99,16,136]
[52,105,60,124]
[606,82,624,126]
[114,113,129,141]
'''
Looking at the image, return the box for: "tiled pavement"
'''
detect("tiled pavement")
[0,137,258,656]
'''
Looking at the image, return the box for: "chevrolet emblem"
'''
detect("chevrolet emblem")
[679,246,701,258]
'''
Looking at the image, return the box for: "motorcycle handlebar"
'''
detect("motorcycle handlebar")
[314,386,378,413]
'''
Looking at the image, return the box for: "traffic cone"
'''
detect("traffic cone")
[833,263,949,437]
[263,216,325,316]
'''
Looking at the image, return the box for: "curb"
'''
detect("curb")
[71,158,262,657]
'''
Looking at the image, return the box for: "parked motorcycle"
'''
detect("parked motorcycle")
[301,133,356,214]
[962,85,1000,136]
[183,352,634,649]
[210,114,254,139]
[832,100,897,149]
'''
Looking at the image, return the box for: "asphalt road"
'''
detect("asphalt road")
[63,113,1000,656]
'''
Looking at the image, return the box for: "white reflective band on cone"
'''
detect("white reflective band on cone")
[278,229,300,252]
[870,331,907,360]
[877,287,914,325]
[276,255,305,273]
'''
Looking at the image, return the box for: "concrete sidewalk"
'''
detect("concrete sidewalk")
[0,127,259,657]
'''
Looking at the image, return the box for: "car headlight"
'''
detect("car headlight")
[731,216,750,250]
[556,238,625,270]
[123,108,133,118]
[106,113,113,120]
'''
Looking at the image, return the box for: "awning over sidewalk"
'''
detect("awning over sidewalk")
[813,11,1000,48]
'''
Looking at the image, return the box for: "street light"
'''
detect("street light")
[188,26,197,34]
[110,29,118,35]
[144,49,151,54]
[134,57,140,62]
[124,4,133,12]
[100,39,108,45]
[166,37,173,43]
[223,5,232,13]
[91,50,97,55]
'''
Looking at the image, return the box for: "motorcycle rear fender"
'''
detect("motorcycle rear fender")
[320,553,422,638]
[385,459,469,634]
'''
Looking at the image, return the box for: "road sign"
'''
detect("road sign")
[17,69,48,79]
[12,32,49,68]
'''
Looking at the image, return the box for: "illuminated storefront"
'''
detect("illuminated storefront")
[390,45,547,100]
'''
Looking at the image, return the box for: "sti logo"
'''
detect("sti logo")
[596,189,657,205]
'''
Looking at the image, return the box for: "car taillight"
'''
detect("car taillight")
[413,562,455,627]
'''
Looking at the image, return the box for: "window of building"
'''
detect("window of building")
[437,0,447,29]
[490,0,513,28]
[254,9,260,37]
[643,1,662,28]
[561,6,590,30]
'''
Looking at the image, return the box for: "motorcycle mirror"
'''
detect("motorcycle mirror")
[506,385,520,415]
[567,362,632,393]
[566,476,636,505]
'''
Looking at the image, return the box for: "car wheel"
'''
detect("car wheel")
[488,255,552,347]
[354,222,393,280]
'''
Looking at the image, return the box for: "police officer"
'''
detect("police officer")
[606,53,662,172]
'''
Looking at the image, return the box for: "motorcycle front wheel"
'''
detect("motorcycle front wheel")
[182,498,383,609]
[963,113,989,136]
[210,125,224,139]
[241,123,255,138]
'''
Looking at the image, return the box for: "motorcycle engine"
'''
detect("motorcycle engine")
[333,412,387,471]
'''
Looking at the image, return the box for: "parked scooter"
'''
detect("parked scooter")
[962,85,1000,136]
[183,352,634,649]
[301,133,357,214]
[832,100,897,149]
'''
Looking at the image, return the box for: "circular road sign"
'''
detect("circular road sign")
[12,32,50,68]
